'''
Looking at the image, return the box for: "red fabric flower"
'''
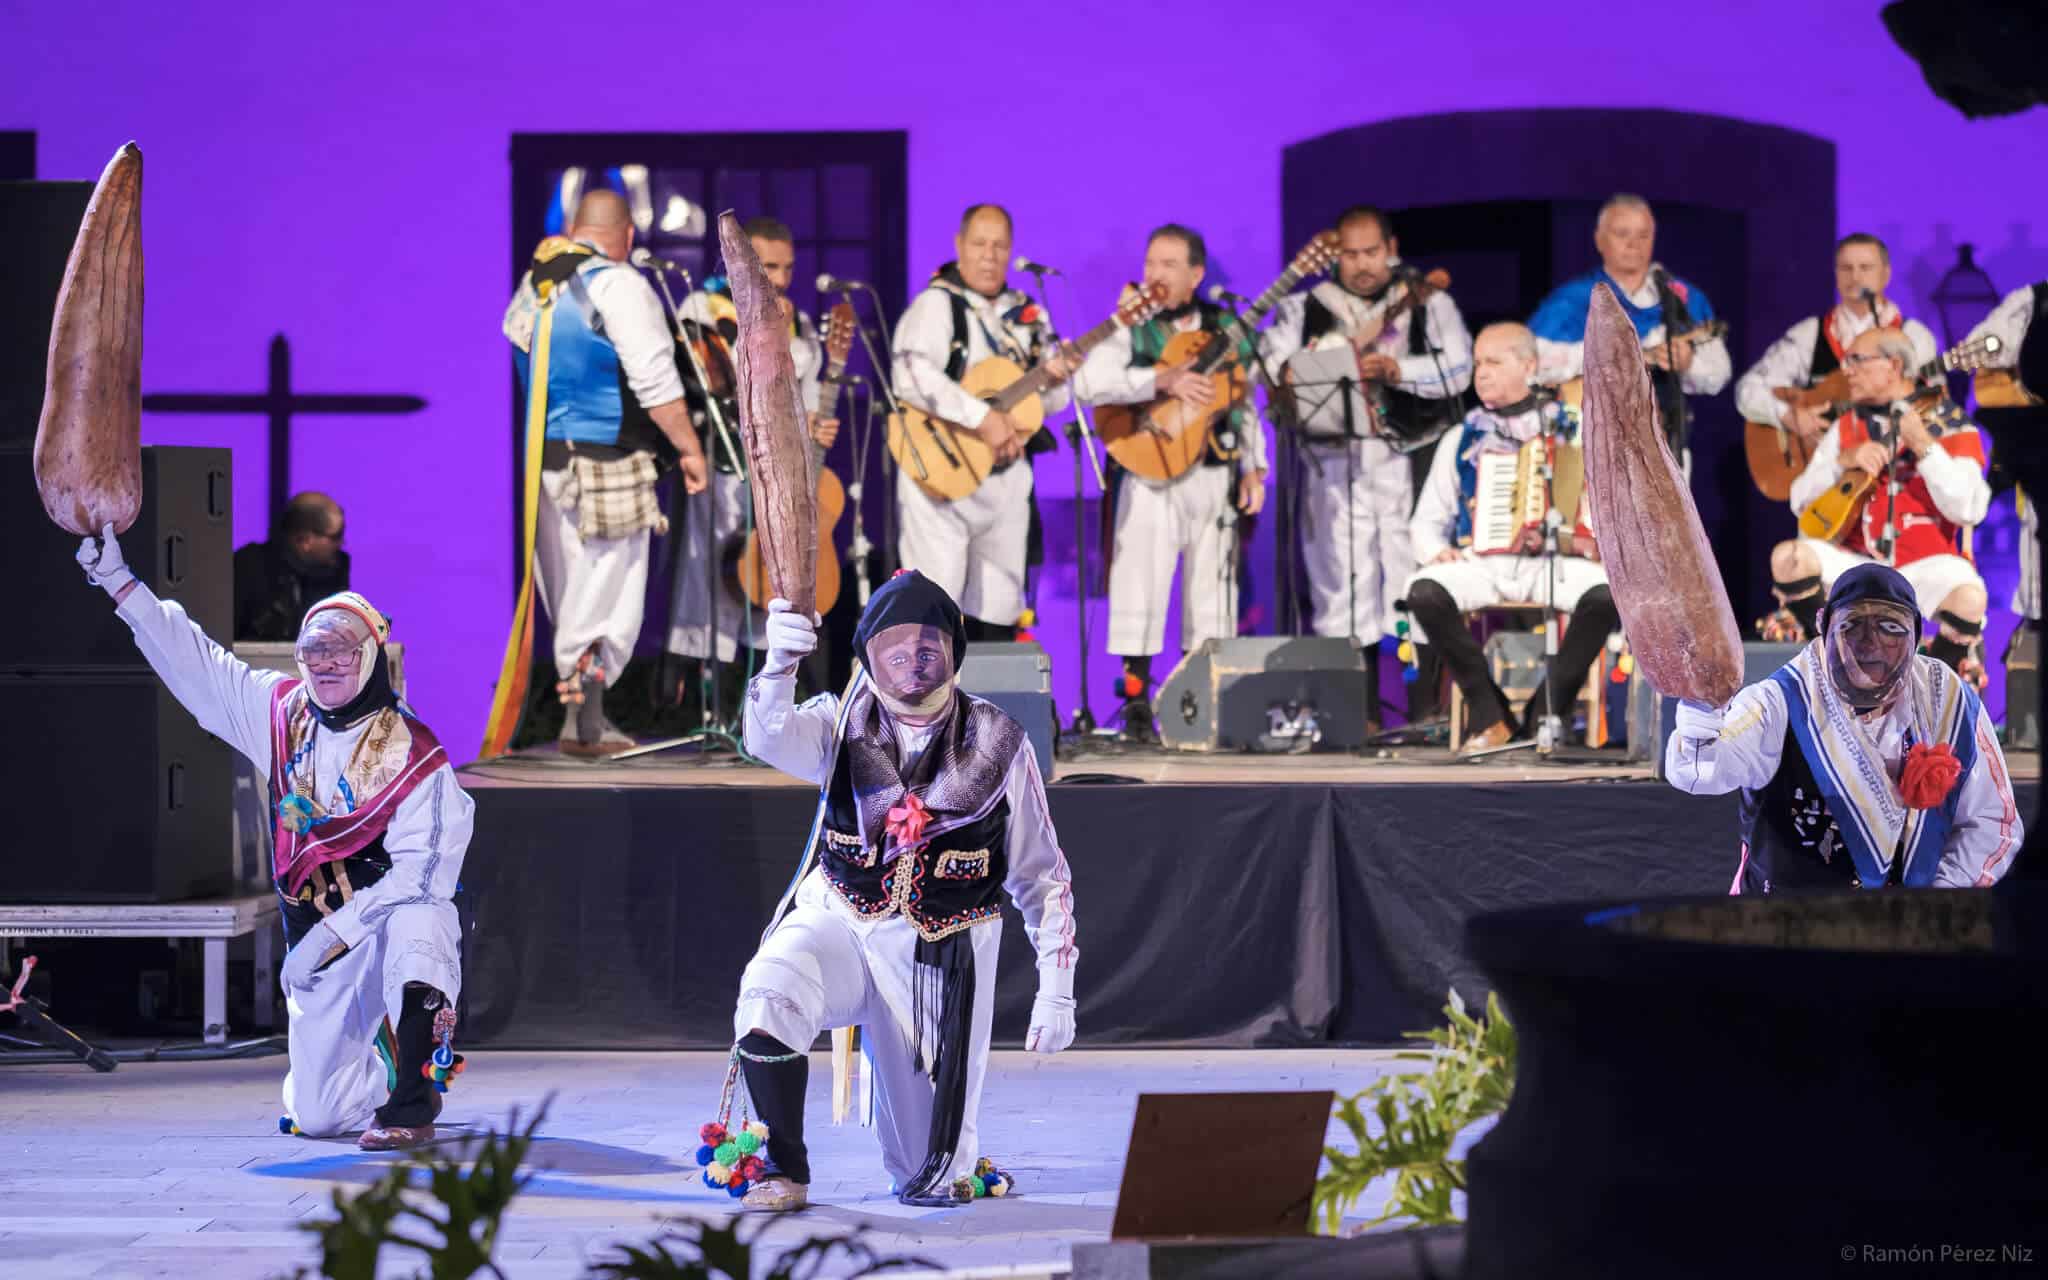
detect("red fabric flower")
[1900,742,1962,810]
[886,792,932,851]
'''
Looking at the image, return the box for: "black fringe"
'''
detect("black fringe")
[898,932,976,1205]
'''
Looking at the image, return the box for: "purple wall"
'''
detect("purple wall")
[6,2,2046,752]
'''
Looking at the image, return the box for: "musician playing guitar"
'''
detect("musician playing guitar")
[1529,194,1731,466]
[1734,234,1938,498]
[1403,323,1617,755]
[667,217,837,710]
[1767,328,1991,687]
[1074,224,1268,740]
[890,203,1076,641]
[1258,205,1475,720]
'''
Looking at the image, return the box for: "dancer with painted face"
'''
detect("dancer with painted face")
[76,525,475,1149]
[723,570,1078,1210]
[1665,564,2020,892]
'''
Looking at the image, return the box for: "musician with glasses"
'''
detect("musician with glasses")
[1529,193,1730,462]
[1401,323,1617,755]
[1766,328,1990,686]
[1734,233,1938,448]
[1258,205,1474,719]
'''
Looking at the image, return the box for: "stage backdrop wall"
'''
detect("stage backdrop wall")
[5,1,2046,752]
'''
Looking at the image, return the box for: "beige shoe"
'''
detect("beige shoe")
[739,1176,808,1212]
[359,1122,436,1151]
[1457,721,1514,757]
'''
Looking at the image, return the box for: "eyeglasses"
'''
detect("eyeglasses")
[296,644,363,674]
[1842,353,1893,368]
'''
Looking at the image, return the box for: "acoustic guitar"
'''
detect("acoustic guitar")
[1975,366,2039,408]
[887,283,1167,502]
[1554,319,1726,417]
[1748,333,2005,501]
[1095,231,1340,483]
[731,303,854,612]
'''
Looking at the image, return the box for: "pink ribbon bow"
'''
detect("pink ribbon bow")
[886,793,932,851]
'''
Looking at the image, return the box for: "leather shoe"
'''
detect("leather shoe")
[1457,720,1514,756]
[359,1122,436,1151]
[739,1176,808,1212]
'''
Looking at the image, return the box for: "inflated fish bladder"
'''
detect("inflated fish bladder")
[34,142,145,537]
[1581,282,1744,706]
[717,210,818,618]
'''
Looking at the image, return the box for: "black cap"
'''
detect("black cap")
[851,569,967,671]
[1820,561,1921,633]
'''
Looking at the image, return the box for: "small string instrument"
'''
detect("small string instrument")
[732,303,854,612]
[1795,388,1956,543]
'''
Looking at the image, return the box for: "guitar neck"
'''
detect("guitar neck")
[1194,259,1321,374]
[990,311,1123,412]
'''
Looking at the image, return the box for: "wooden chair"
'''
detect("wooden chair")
[1445,602,1614,751]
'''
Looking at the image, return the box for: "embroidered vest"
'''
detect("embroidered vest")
[1736,722,1865,894]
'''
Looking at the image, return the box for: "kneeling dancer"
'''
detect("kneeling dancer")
[724,569,1078,1209]
[77,526,474,1148]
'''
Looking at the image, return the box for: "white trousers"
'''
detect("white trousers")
[1800,539,1986,620]
[1108,466,1237,656]
[668,470,764,661]
[734,870,1001,1190]
[1402,553,1609,617]
[1300,438,1413,644]
[281,901,463,1137]
[535,468,648,684]
[896,462,1032,625]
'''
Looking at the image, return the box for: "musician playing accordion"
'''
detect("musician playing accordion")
[1401,323,1618,755]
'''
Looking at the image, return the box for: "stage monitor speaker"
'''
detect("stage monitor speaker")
[1109,1091,1332,1240]
[0,445,233,668]
[0,180,90,447]
[1643,641,1803,779]
[0,668,234,903]
[2004,624,2039,751]
[959,640,1056,778]
[1156,636,1368,752]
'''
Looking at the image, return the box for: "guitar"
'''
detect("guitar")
[731,303,853,612]
[1795,386,1963,543]
[1096,231,1340,483]
[1749,333,2004,501]
[1555,319,1727,416]
[887,283,1168,502]
[678,291,746,476]
[1975,366,2039,408]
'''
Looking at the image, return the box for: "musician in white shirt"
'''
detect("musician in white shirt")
[1403,323,1616,754]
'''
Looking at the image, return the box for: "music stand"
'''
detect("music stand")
[1109,1090,1332,1240]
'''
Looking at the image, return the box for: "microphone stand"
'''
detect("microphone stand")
[838,282,911,580]
[1021,265,1105,738]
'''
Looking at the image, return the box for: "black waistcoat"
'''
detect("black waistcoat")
[277,844,391,948]
[816,740,1011,941]
[1302,291,1474,449]
[1736,723,1868,894]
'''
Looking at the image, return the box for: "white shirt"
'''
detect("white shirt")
[1734,304,1939,427]
[1533,270,1732,396]
[1663,671,2020,887]
[502,243,686,410]
[1966,284,2039,368]
[891,280,1071,430]
[1076,311,1270,472]
[742,670,1078,999]
[1259,277,1475,402]
[114,583,474,951]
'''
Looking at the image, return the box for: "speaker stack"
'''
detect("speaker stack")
[959,640,1058,777]
[1156,636,1371,752]
[0,446,237,902]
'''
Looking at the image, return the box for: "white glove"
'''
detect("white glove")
[76,522,136,598]
[1026,992,1076,1055]
[279,921,347,992]
[762,597,817,676]
[1674,699,1725,743]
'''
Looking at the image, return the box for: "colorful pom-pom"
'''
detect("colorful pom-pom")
[745,1121,770,1141]
[726,1180,748,1198]
[1618,654,1635,676]
[700,1122,729,1145]
[1018,608,1036,627]
[1401,667,1419,685]
[707,1161,731,1184]
[736,1154,765,1181]
[278,1116,301,1136]
[989,1178,1009,1197]
[735,1132,761,1155]
[695,1145,715,1167]
[702,1171,722,1191]
[714,1140,741,1165]
[1397,641,1416,664]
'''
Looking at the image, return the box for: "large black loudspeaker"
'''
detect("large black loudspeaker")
[0,180,90,448]
[1156,636,1369,752]
[958,641,1057,778]
[0,445,235,903]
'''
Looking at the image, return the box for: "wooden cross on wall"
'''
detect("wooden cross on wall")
[142,334,426,524]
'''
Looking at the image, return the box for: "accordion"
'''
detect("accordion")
[1468,439,1586,555]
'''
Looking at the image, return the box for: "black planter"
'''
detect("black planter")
[1463,888,2048,1278]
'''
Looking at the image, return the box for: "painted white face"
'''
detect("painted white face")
[295,608,377,709]
[865,622,955,723]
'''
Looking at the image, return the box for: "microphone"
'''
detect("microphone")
[630,248,691,278]
[1014,255,1062,278]
[1206,284,1251,307]
[816,272,871,294]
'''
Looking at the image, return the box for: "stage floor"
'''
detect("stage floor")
[2,1048,1417,1279]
